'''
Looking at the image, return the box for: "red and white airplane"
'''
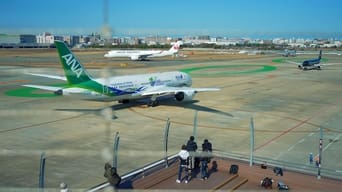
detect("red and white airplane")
[104,41,182,61]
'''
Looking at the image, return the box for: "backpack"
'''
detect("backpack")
[261,177,273,188]
[229,164,239,174]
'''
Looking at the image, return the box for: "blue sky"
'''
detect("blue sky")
[1,0,342,38]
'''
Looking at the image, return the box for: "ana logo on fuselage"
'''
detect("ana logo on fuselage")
[62,54,83,78]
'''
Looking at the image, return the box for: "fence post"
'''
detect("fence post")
[38,152,46,190]
[113,132,120,169]
[317,127,323,179]
[164,118,171,167]
[250,117,255,167]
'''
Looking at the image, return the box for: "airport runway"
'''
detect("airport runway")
[0,50,341,190]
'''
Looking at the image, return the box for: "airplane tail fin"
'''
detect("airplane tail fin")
[54,40,92,85]
[169,41,182,53]
[318,50,322,60]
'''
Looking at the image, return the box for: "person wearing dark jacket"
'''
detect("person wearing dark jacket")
[186,136,198,151]
[202,139,212,152]
[104,162,121,188]
[200,139,212,179]
[186,136,198,169]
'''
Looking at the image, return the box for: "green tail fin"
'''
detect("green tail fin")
[54,40,91,85]
[54,40,114,97]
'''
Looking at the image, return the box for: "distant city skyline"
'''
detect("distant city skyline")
[1,0,342,39]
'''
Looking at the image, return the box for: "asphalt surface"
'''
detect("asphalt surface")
[0,49,341,190]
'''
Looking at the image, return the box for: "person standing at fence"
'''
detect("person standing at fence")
[200,139,212,180]
[309,152,313,164]
[314,155,320,167]
[59,182,70,192]
[177,144,190,183]
[202,139,212,153]
[186,136,198,169]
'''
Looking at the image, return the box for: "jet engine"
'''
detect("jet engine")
[54,89,78,95]
[175,91,196,102]
[54,89,63,95]
[54,88,99,96]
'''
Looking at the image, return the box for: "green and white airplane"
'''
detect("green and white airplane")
[24,40,219,106]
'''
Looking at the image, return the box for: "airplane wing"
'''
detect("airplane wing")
[140,86,220,96]
[23,73,87,93]
[135,53,154,60]
[135,50,163,60]
[285,60,300,65]
[23,84,92,95]
[320,63,342,66]
[23,84,62,91]
[26,73,67,81]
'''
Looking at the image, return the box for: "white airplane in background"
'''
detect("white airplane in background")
[104,41,182,60]
[282,49,296,57]
[23,40,219,106]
